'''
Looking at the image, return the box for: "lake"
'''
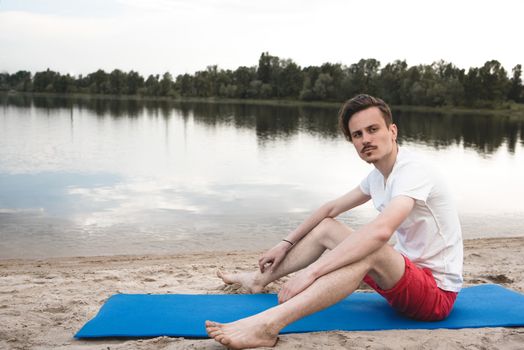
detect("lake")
[1,94,523,258]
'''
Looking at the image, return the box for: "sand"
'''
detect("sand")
[1,237,523,350]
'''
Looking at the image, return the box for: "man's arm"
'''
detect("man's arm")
[284,186,371,245]
[258,186,370,272]
[278,195,416,302]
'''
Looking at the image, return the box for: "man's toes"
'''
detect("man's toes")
[217,335,230,346]
[215,334,225,343]
[206,325,218,332]
[217,270,229,280]
[218,270,233,284]
[205,320,217,327]
[208,329,222,337]
[206,320,223,330]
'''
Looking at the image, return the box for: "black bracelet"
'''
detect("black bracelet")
[282,239,294,246]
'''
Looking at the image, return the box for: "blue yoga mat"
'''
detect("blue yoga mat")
[75,284,524,338]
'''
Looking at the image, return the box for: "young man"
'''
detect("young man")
[206,94,463,349]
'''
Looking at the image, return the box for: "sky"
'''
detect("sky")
[0,0,523,77]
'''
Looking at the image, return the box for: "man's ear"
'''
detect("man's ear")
[390,124,398,142]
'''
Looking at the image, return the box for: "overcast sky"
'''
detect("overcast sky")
[1,0,523,77]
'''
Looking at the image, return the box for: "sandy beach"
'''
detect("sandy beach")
[1,237,523,350]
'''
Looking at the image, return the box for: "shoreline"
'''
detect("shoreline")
[3,91,524,118]
[0,235,522,263]
[1,236,523,349]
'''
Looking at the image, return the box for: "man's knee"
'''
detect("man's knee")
[310,218,352,249]
[366,245,405,289]
[317,217,338,230]
[310,218,339,238]
[367,244,402,268]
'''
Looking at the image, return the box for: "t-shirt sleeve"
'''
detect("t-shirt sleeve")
[359,172,372,196]
[390,163,433,202]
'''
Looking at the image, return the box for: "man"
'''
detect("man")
[206,94,463,349]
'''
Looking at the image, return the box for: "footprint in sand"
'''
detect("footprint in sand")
[175,272,190,278]
[43,305,68,314]
[483,274,514,284]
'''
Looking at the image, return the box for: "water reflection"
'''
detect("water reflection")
[395,110,524,154]
[0,172,121,216]
[2,94,522,154]
[1,93,523,258]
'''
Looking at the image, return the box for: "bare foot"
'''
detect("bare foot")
[217,270,264,294]
[205,317,279,349]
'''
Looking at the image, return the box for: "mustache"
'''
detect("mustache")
[361,145,377,153]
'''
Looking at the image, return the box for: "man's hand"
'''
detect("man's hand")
[258,241,291,273]
[278,268,316,303]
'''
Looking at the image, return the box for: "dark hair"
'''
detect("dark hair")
[338,94,393,141]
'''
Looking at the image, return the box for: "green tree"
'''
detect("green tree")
[433,60,465,105]
[274,59,303,98]
[86,69,109,94]
[508,64,523,102]
[75,74,90,93]
[257,52,276,84]
[478,60,510,105]
[175,73,195,97]
[379,60,407,105]
[219,83,238,98]
[319,63,344,100]
[193,70,212,97]
[299,66,321,101]
[108,69,127,95]
[205,65,220,96]
[256,52,285,97]
[4,52,518,107]
[419,64,445,106]
[233,66,257,98]
[312,73,334,99]
[145,74,160,96]
[463,67,482,106]
[53,74,75,93]
[0,73,9,90]
[33,69,60,92]
[346,58,381,97]
[248,80,263,98]
[159,72,174,96]
[8,71,32,91]
[127,70,144,95]
[215,68,234,98]
[400,65,432,105]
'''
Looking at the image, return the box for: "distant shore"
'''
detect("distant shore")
[1,236,523,349]
[3,91,524,118]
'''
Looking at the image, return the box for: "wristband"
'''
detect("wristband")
[282,239,294,246]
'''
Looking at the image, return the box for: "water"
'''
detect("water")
[1,94,523,259]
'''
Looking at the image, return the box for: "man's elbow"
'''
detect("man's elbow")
[373,225,394,243]
[323,201,338,218]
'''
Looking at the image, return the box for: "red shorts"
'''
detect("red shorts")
[363,255,458,321]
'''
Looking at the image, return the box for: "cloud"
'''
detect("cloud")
[0,0,522,77]
[0,0,124,18]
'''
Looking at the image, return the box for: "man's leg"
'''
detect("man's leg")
[207,238,405,349]
[218,218,353,293]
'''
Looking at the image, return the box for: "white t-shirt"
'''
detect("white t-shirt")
[359,147,463,292]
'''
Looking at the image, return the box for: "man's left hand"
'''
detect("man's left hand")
[277,268,316,303]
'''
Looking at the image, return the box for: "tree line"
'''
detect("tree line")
[1,53,522,107]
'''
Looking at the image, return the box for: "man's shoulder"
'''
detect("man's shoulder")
[395,147,434,173]
[392,147,451,198]
[397,147,426,163]
[364,167,383,182]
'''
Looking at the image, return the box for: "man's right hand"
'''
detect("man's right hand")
[258,241,292,273]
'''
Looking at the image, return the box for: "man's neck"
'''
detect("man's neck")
[375,144,399,180]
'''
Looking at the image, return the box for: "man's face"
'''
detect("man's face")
[348,107,397,164]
